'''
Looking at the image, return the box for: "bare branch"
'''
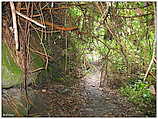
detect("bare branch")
[143,40,156,81]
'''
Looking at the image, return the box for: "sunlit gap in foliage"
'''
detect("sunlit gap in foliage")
[85,50,100,63]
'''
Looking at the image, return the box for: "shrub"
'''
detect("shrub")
[120,78,155,105]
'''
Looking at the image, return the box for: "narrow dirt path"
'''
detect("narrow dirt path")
[79,68,143,117]
[19,67,144,117]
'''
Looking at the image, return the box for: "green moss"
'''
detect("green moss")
[2,43,23,88]
[31,52,44,69]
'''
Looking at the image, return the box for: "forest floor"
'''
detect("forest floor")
[28,67,145,117]
[79,68,144,117]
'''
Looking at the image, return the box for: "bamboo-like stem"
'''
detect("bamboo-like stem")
[10,2,19,51]
[16,11,46,28]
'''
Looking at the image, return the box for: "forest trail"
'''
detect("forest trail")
[79,68,142,117]
[3,66,144,117]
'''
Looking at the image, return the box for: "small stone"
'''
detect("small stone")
[41,89,47,93]
[105,97,111,100]
[149,85,156,95]
[91,85,95,87]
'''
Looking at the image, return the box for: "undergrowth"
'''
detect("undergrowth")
[119,78,156,117]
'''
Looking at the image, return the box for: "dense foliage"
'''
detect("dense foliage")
[67,2,156,115]
[2,2,156,117]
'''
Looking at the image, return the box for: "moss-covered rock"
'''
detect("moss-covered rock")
[2,43,23,88]
[2,42,45,88]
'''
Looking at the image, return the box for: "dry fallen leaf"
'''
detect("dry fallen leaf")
[135,8,144,15]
